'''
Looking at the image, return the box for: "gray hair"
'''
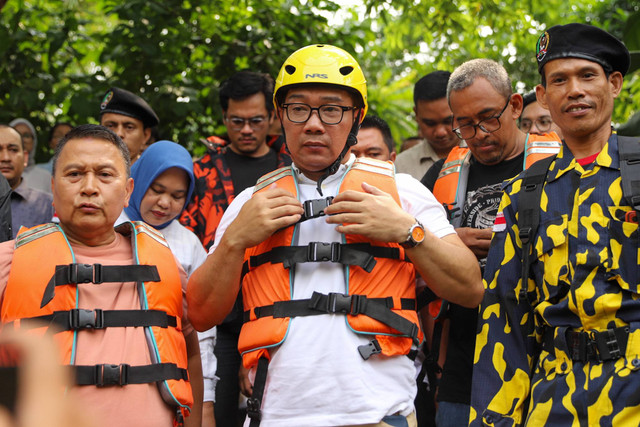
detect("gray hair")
[447,59,512,101]
[52,124,131,177]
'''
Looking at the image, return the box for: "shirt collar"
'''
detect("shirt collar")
[292,154,355,186]
[547,133,618,182]
[11,179,29,200]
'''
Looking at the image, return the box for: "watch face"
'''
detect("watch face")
[411,225,425,243]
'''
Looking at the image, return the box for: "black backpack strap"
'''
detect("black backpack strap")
[41,264,160,308]
[518,155,555,304]
[75,362,188,387]
[617,135,640,212]
[7,309,177,331]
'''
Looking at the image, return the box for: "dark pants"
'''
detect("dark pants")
[214,325,243,427]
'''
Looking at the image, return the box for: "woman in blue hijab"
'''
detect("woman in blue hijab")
[116,140,204,276]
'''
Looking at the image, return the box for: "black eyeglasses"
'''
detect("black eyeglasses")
[520,116,553,133]
[282,103,356,125]
[452,96,512,140]
[225,115,267,131]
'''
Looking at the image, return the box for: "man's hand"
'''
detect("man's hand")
[239,364,253,397]
[224,185,303,250]
[324,182,414,243]
[455,227,492,259]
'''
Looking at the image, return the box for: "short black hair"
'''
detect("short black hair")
[522,91,537,111]
[52,124,131,177]
[414,71,451,104]
[360,115,395,153]
[219,71,275,113]
[0,124,24,149]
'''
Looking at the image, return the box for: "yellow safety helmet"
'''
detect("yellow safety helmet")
[274,44,368,122]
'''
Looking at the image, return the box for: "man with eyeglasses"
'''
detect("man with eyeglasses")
[187,44,482,426]
[395,71,461,180]
[520,90,563,138]
[420,59,560,427]
[180,71,291,427]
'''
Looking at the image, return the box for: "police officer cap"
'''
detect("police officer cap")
[99,87,159,128]
[536,23,630,76]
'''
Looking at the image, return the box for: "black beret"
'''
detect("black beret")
[536,23,630,76]
[99,87,159,128]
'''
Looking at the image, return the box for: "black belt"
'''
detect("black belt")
[542,326,630,362]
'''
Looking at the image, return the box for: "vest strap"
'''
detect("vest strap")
[247,356,269,427]
[7,309,177,331]
[41,264,161,308]
[244,292,420,345]
[244,242,405,275]
[75,362,188,387]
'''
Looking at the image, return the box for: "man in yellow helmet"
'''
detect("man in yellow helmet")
[187,44,483,426]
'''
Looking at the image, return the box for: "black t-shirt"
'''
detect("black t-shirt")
[224,148,279,195]
[422,151,525,405]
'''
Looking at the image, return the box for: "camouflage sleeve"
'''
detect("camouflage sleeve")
[179,160,210,244]
[470,182,538,427]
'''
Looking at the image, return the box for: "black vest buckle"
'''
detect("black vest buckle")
[69,308,104,329]
[307,242,341,263]
[94,363,129,387]
[358,339,382,360]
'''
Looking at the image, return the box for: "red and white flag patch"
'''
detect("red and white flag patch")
[492,211,506,232]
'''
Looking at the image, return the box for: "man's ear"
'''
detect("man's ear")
[123,177,134,208]
[510,93,524,119]
[143,127,151,142]
[535,84,548,110]
[23,151,29,167]
[609,71,624,99]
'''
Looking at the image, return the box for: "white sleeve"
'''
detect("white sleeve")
[395,173,455,239]
[198,327,218,402]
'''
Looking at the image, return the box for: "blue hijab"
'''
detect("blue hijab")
[124,140,195,230]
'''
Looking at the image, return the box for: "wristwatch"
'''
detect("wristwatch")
[400,219,425,249]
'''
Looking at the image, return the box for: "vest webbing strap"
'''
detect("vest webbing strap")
[517,155,555,304]
[247,356,269,427]
[617,136,640,211]
[75,362,188,387]
[244,242,405,275]
[416,288,438,311]
[243,292,420,345]
[41,264,161,308]
[7,309,177,331]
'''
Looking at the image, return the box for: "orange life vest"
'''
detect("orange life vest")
[0,221,193,415]
[238,157,422,369]
[432,132,562,227]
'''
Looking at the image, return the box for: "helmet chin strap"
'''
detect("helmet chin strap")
[281,110,362,196]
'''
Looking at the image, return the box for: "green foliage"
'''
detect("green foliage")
[2,0,640,160]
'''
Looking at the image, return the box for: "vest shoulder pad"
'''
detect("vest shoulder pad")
[254,167,294,193]
[15,223,61,249]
